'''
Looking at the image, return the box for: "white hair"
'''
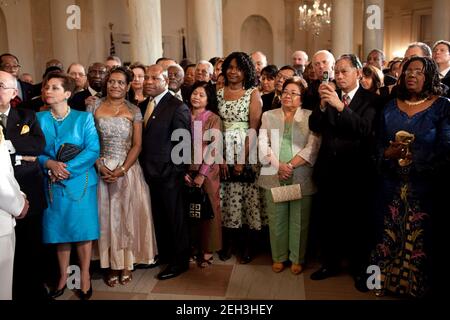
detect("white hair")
[313,50,335,65]
[196,60,214,75]
[168,63,185,77]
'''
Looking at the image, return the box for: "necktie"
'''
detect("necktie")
[0,113,7,128]
[10,96,22,108]
[144,99,155,127]
[174,91,183,101]
[95,92,102,98]
[342,94,350,108]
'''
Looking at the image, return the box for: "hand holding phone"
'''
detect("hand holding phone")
[322,71,329,84]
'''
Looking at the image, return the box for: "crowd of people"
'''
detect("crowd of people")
[0,39,449,301]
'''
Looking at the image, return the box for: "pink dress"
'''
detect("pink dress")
[89,101,157,270]
[189,110,222,253]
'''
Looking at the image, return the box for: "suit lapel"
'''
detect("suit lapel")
[347,87,365,112]
[5,108,19,137]
[144,92,171,133]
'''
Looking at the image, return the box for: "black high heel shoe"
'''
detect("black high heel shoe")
[77,281,92,300]
[48,285,66,299]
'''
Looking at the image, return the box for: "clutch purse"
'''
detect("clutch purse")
[271,184,302,203]
[186,187,214,220]
[56,143,82,162]
[223,165,256,183]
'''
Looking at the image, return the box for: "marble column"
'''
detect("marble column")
[432,0,450,43]
[190,0,223,61]
[50,0,79,68]
[331,0,354,58]
[128,0,162,65]
[363,0,384,59]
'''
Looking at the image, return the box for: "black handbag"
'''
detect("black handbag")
[186,187,214,220]
[223,164,256,183]
[57,143,82,162]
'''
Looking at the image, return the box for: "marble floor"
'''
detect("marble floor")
[55,252,399,301]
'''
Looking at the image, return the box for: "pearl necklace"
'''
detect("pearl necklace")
[51,107,71,121]
[404,98,428,106]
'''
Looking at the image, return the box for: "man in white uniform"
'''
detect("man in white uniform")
[0,71,29,300]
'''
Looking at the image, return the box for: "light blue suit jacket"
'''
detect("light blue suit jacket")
[37,109,100,191]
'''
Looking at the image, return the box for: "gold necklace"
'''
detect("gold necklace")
[107,101,123,115]
[404,98,428,106]
[50,107,71,121]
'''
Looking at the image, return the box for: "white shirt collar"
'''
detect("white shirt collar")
[342,83,360,103]
[439,66,450,79]
[153,89,169,106]
[0,106,11,116]
[88,86,99,96]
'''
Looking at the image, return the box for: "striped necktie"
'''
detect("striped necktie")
[342,94,350,108]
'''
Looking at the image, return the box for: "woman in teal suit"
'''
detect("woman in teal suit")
[37,72,100,300]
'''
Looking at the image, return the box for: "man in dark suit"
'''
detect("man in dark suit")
[262,66,296,113]
[0,70,47,300]
[139,64,191,280]
[69,62,107,111]
[432,40,450,96]
[0,53,36,108]
[302,50,336,111]
[308,54,377,292]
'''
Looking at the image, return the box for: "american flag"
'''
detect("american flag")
[109,23,116,56]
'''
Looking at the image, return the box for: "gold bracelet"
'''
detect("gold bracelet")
[120,166,127,175]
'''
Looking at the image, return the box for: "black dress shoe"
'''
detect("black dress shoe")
[218,249,232,262]
[157,264,189,280]
[135,260,160,269]
[240,254,252,264]
[48,285,66,299]
[77,281,93,300]
[310,266,339,281]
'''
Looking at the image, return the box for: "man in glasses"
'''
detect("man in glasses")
[0,53,34,108]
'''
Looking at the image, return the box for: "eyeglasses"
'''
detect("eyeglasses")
[0,82,16,90]
[281,90,301,98]
[276,73,293,82]
[1,64,21,70]
[107,79,127,87]
[404,69,425,77]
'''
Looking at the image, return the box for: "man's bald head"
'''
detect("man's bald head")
[0,70,18,110]
[144,64,168,97]
[0,70,17,88]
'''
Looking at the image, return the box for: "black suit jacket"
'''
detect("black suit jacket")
[69,89,92,111]
[309,86,377,185]
[3,108,47,215]
[139,92,191,180]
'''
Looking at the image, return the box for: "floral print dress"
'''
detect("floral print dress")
[217,88,267,230]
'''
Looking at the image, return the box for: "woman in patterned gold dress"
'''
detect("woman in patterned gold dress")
[88,66,157,287]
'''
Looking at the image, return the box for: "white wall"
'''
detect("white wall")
[161,0,187,62]
[223,0,286,66]
[1,0,36,77]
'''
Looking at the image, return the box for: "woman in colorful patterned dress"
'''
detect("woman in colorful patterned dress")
[371,56,450,298]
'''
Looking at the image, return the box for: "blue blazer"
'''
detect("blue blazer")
[37,109,100,191]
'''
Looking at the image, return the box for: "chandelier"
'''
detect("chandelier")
[298,0,331,36]
[0,0,19,7]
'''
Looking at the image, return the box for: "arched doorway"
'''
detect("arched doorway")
[0,8,8,53]
[240,15,273,63]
